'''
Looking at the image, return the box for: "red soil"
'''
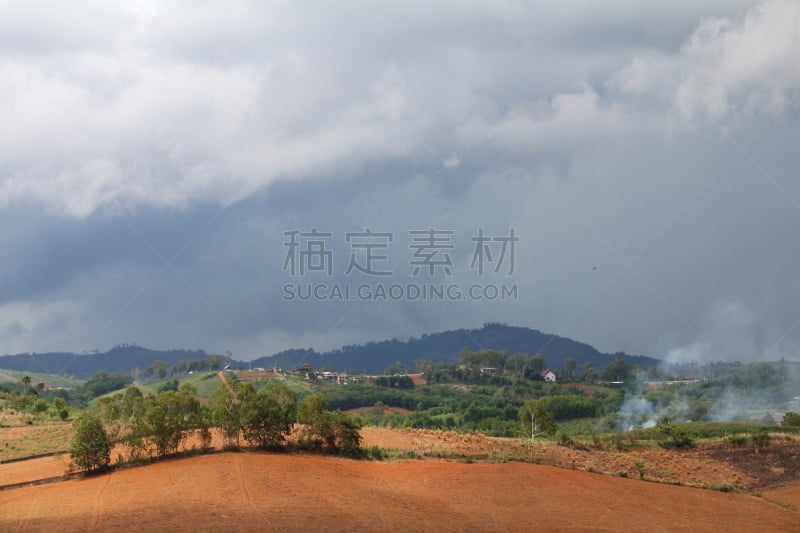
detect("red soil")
[347,406,413,417]
[1,452,797,532]
[560,383,597,395]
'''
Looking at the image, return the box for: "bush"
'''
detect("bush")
[33,399,48,413]
[69,415,111,473]
[659,424,694,449]
[782,411,800,427]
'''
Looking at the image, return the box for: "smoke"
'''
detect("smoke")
[614,361,800,431]
[665,299,764,365]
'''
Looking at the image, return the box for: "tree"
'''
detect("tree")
[298,393,362,454]
[242,384,297,449]
[528,354,547,375]
[70,415,111,473]
[601,356,633,382]
[563,358,577,382]
[460,349,507,371]
[53,397,70,421]
[211,383,244,448]
[413,358,433,374]
[581,361,597,383]
[519,400,556,444]
[83,371,129,397]
[147,360,169,380]
[145,387,197,457]
[21,375,31,394]
[783,411,800,427]
[331,411,362,457]
[385,361,410,375]
[507,353,531,375]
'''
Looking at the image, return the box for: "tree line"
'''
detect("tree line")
[69,382,363,473]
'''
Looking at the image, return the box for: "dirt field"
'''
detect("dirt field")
[1,452,797,532]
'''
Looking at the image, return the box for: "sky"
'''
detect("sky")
[1,0,799,364]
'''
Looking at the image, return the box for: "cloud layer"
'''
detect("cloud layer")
[1,1,799,366]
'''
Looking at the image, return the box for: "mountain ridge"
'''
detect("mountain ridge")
[0,323,660,378]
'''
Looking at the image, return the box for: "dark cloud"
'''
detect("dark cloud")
[1,1,799,363]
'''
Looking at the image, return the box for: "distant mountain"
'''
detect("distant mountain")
[0,324,661,378]
[249,323,661,374]
[0,345,208,379]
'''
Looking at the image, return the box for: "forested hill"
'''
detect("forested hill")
[250,323,660,374]
[0,324,660,378]
[0,345,207,379]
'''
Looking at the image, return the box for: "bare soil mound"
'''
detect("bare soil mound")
[0,452,796,532]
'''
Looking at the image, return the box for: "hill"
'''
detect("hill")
[251,323,660,373]
[0,323,660,378]
[0,345,208,379]
[1,452,796,532]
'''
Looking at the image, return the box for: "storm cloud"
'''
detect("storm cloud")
[1,0,799,367]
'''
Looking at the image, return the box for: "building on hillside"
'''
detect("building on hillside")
[541,369,557,383]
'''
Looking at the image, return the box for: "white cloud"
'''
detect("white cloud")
[614,0,800,124]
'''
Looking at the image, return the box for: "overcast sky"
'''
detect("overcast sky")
[1,0,799,364]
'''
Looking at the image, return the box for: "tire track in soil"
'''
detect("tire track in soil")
[93,474,112,528]
[237,454,278,532]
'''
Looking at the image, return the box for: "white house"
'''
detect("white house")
[541,369,556,383]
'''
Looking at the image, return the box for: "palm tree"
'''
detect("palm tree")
[21,375,32,394]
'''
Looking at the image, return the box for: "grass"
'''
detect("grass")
[89,371,315,407]
[0,423,73,461]
[89,372,220,406]
[0,369,85,390]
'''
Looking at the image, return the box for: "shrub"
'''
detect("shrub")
[69,415,111,473]
[634,460,646,480]
[782,411,800,427]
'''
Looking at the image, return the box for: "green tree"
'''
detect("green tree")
[601,356,633,382]
[529,354,547,375]
[211,383,244,448]
[331,411,362,457]
[147,360,170,380]
[298,393,362,454]
[519,400,556,444]
[242,384,297,449]
[53,397,69,421]
[83,371,129,397]
[69,414,111,473]
[563,357,577,382]
[145,388,196,457]
[581,361,597,382]
[782,411,800,427]
[385,361,410,375]
[21,375,31,394]
[507,353,532,375]
[413,358,433,374]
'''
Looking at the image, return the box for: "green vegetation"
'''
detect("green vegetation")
[10,353,800,476]
[69,379,364,472]
[298,393,362,457]
[69,414,111,473]
[782,411,800,427]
